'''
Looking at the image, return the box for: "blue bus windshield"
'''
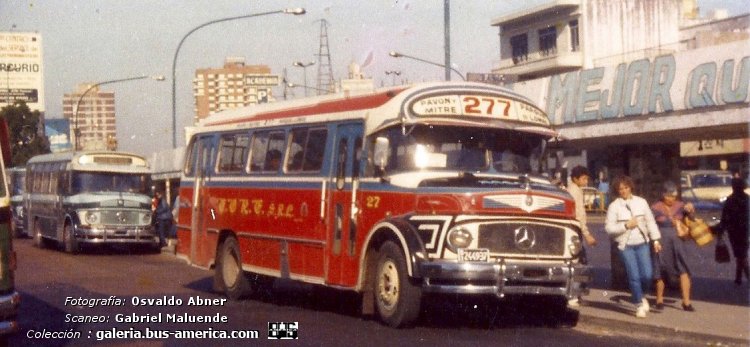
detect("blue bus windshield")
[71,172,150,195]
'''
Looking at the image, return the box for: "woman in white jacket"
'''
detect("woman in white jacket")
[605,175,662,318]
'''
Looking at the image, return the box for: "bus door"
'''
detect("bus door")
[326,123,363,286]
[188,135,215,266]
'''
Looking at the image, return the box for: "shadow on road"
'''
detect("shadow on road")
[185,275,580,329]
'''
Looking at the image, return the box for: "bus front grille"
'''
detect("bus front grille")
[478,223,566,256]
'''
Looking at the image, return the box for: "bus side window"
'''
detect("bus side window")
[303,128,327,172]
[353,136,363,179]
[217,133,249,173]
[285,127,328,173]
[263,131,285,172]
[184,139,197,177]
[248,132,269,172]
[286,128,307,172]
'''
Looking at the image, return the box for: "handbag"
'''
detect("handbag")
[660,205,690,240]
[684,215,714,246]
[715,235,731,263]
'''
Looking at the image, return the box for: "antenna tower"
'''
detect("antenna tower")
[315,19,335,95]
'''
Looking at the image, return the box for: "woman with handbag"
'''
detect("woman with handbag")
[715,177,749,285]
[606,175,662,318]
[651,181,695,311]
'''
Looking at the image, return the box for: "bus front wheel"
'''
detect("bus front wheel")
[63,224,78,254]
[216,236,251,300]
[373,241,421,328]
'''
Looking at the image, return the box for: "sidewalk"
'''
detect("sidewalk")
[579,213,750,346]
[576,287,749,346]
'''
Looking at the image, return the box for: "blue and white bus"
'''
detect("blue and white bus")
[25,151,157,253]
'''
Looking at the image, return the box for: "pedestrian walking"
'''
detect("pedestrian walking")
[605,175,662,318]
[715,177,749,285]
[651,181,695,311]
[153,191,172,248]
[566,165,598,307]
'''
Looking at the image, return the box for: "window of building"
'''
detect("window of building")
[510,33,528,64]
[538,26,557,56]
[217,133,250,173]
[570,20,580,52]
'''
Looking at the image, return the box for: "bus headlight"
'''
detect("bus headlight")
[447,227,473,251]
[85,211,100,225]
[569,234,582,256]
[142,212,152,225]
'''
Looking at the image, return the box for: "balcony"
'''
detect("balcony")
[493,50,583,80]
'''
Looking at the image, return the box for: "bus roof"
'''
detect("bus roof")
[27,151,150,174]
[196,82,556,138]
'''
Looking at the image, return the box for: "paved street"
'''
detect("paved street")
[6,229,717,347]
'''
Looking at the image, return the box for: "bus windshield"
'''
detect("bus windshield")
[71,172,150,195]
[373,125,547,175]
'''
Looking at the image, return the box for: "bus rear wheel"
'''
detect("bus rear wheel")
[216,236,251,300]
[373,241,421,328]
[63,224,78,254]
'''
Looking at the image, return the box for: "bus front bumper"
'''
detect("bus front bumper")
[74,225,158,245]
[0,291,20,335]
[418,259,590,299]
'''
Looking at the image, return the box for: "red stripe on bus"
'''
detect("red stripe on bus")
[206,89,406,126]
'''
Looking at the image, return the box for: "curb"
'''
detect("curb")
[576,311,749,346]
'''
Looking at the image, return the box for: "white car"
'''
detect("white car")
[680,170,745,202]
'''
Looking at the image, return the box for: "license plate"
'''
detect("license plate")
[457,248,490,262]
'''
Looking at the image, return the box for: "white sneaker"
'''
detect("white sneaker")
[635,303,648,318]
[568,298,580,307]
[641,298,650,311]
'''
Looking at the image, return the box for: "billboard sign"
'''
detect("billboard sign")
[0,32,44,111]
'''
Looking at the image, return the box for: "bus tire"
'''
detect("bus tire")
[63,224,78,254]
[32,221,45,249]
[216,236,251,300]
[373,241,421,328]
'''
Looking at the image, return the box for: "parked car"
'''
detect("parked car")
[680,170,734,202]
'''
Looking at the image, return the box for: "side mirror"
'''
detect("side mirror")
[373,137,390,173]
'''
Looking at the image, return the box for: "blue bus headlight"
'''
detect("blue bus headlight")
[142,212,152,225]
[85,211,100,225]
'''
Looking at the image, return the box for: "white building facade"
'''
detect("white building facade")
[492,0,749,201]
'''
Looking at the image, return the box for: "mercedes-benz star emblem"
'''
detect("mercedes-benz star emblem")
[514,226,536,250]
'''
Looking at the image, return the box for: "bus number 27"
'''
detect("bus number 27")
[462,96,511,117]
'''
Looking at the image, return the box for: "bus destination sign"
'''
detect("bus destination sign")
[410,94,550,126]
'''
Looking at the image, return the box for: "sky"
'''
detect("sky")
[1,0,747,157]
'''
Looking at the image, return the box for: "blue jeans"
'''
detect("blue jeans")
[618,242,653,304]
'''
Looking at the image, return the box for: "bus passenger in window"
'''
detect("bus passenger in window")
[265,150,282,171]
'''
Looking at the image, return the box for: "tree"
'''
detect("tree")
[0,101,50,167]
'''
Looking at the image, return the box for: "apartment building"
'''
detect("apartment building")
[62,84,117,151]
[192,57,280,123]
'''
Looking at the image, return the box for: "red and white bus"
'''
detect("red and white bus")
[175,82,590,327]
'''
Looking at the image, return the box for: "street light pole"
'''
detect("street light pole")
[388,51,465,81]
[293,61,315,97]
[73,75,165,151]
[384,70,401,86]
[171,8,306,149]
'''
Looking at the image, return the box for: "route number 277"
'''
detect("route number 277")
[462,96,511,117]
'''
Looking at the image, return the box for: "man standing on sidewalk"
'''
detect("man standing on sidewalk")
[567,165,598,306]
